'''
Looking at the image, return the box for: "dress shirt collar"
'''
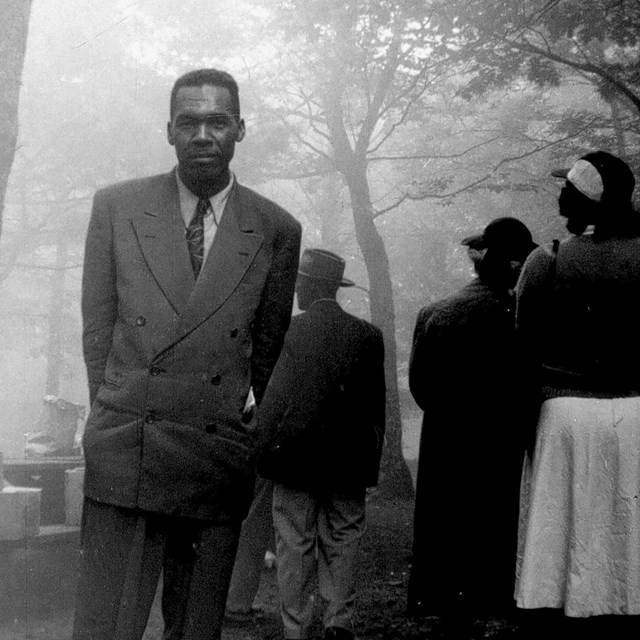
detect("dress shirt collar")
[175,167,235,226]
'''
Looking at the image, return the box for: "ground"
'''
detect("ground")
[0,489,523,640]
[213,494,520,640]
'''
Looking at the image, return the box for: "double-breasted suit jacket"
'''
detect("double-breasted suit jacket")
[255,300,386,493]
[81,171,301,523]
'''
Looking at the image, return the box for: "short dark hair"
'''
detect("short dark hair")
[169,69,241,119]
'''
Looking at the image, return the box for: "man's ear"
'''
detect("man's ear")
[167,121,175,146]
[236,118,246,143]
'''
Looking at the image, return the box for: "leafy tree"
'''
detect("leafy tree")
[431,1,640,126]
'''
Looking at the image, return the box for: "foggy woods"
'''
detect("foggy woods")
[1,1,639,638]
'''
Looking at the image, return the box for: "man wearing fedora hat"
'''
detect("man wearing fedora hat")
[255,248,386,640]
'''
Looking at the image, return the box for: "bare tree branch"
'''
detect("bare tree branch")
[502,39,640,113]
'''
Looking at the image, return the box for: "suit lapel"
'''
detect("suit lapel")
[171,183,264,341]
[131,172,195,315]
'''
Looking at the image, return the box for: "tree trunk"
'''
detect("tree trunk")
[322,76,415,498]
[0,0,33,241]
[344,165,415,498]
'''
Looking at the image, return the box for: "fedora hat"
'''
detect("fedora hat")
[298,248,355,287]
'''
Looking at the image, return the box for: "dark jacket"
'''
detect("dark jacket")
[81,171,301,523]
[255,299,386,492]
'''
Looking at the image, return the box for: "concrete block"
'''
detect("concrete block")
[65,467,85,527]
[0,486,42,540]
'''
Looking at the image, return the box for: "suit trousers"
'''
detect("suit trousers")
[72,498,240,640]
[226,475,275,614]
[272,484,366,639]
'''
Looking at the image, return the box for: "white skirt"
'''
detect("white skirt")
[515,395,640,617]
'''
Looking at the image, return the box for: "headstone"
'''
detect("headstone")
[0,485,42,540]
[26,396,85,457]
[65,467,85,527]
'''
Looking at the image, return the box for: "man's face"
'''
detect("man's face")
[167,84,245,191]
[467,246,486,267]
[558,183,577,218]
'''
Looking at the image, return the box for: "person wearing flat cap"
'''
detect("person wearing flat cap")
[254,248,386,640]
[407,217,539,634]
[514,151,640,637]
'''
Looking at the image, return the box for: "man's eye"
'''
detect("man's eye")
[176,116,231,131]
[205,116,231,129]
[177,119,198,130]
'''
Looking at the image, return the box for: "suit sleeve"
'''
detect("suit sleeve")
[81,189,118,405]
[252,338,296,457]
[251,214,301,405]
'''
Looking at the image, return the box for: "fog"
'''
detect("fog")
[0,0,638,465]
[1,1,640,638]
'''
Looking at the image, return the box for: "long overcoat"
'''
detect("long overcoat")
[407,279,535,615]
[81,171,301,523]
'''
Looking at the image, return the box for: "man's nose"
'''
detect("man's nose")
[194,122,211,140]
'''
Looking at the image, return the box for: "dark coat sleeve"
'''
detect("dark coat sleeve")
[359,326,386,472]
[408,304,439,412]
[250,214,301,405]
[81,188,118,405]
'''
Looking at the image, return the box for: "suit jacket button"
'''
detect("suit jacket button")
[144,413,155,424]
[136,316,147,326]
[211,374,221,385]
[206,424,217,434]
[150,366,164,376]
[230,328,238,338]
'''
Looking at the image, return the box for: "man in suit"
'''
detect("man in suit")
[255,249,386,640]
[73,68,301,640]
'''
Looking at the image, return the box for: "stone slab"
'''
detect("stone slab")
[0,485,42,540]
[65,466,85,526]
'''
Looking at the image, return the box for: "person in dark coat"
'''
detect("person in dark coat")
[407,217,538,633]
[255,248,386,640]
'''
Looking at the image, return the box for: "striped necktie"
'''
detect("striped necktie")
[186,197,210,278]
